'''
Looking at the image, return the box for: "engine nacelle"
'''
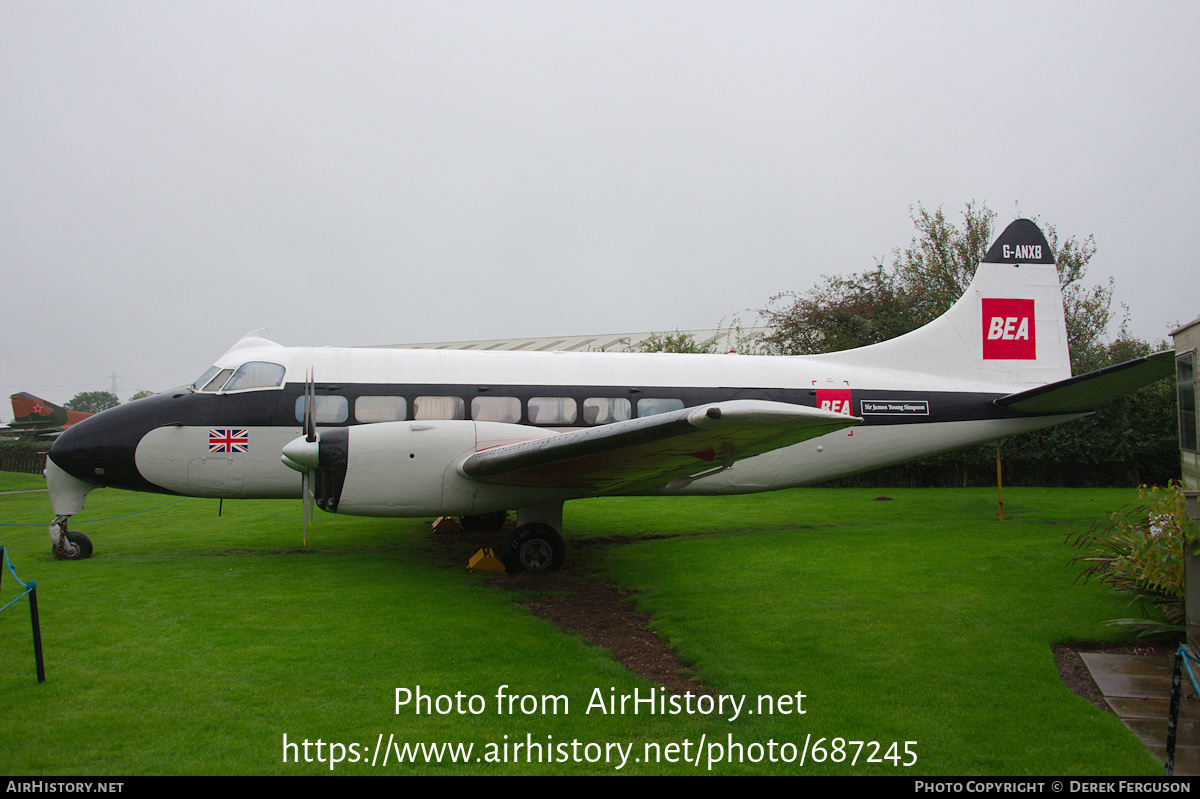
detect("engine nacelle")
[296,420,565,517]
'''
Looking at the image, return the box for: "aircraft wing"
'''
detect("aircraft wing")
[1,427,65,438]
[460,399,859,494]
[994,350,1174,414]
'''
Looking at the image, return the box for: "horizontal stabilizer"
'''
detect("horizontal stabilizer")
[994,351,1173,413]
[460,400,859,493]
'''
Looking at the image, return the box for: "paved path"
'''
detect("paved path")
[1081,652,1200,776]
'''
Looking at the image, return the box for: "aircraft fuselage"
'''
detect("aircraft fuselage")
[49,344,1076,512]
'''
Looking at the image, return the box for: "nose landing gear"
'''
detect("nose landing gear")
[50,516,93,560]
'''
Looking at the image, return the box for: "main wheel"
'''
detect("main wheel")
[55,530,93,561]
[503,524,565,573]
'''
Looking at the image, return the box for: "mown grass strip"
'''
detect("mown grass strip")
[0,474,1161,774]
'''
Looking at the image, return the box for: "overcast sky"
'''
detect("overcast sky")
[3,1,1196,405]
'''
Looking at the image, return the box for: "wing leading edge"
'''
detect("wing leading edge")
[460,399,860,494]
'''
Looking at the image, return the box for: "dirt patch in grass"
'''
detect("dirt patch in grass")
[426,528,708,695]
[495,569,708,696]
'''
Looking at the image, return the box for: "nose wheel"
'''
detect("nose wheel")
[51,517,93,560]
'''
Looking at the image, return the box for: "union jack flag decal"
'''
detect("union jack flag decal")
[209,429,249,453]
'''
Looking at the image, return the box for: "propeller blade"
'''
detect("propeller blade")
[305,369,316,443]
[303,368,316,546]
[302,471,311,547]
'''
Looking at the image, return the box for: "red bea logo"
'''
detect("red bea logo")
[982,298,1036,360]
[815,388,853,416]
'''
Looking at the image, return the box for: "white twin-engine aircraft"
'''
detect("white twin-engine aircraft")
[44,219,1171,571]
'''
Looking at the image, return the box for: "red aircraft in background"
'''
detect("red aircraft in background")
[7,393,94,437]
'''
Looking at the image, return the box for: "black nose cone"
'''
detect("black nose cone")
[49,395,174,493]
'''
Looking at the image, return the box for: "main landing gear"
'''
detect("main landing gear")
[502,504,566,573]
[502,524,565,573]
[462,504,566,573]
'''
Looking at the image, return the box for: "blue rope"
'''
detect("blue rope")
[0,498,186,527]
[1178,646,1200,697]
[0,549,34,614]
[3,548,27,589]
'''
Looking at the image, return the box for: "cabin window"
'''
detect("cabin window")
[528,397,577,425]
[471,396,521,423]
[1179,352,1198,452]
[294,395,349,424]
[413,396,465,420]
[222,361,286,392]
[355,396,407,423]
[637,398,684,417]
[582,397,631,425]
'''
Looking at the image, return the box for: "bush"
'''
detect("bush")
[1067,482,1198,637]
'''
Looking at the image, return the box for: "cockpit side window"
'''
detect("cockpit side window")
[192,366,223,392]
[200,368,235,392]
[221,362,286,392]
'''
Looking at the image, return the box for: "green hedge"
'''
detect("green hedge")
[0,439,50,475]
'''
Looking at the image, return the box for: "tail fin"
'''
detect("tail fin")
[9,393,92,430]
[815,218,1071,391]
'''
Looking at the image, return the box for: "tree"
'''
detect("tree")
[634,318,763,355]
[635,330,717,354]
[128,390,155,401]
[757,265,908,355]
[65,391,119,413]
[889,201,996,326]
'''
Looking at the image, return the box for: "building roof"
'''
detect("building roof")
[1171,316,1200,336]
[369,327,774,354]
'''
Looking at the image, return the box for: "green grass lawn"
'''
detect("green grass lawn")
[0,472,1163,775]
